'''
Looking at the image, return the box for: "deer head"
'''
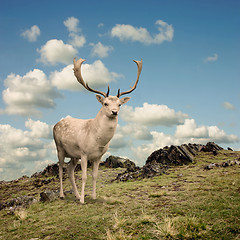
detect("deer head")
[73,58,142,118]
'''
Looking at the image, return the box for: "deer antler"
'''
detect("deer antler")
[73,58,109,98]
[117,59,142,97]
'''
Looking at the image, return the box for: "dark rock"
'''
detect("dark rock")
[142,162,168,178]
[40,190,60,202]
[146,143,198,166]
[200,142,223,152]
[204,159,240,170]
[115,167,142,182]
[40,190,73,202]
[212,150,218,156]
[33,178,54,187]
[101,155,136,169]
[31,163,64,178]
[0,195,37,211]
[228,147,233,151]
[204,163,219,170]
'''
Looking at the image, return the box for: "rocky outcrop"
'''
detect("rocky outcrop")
[204,159,240,170]
[0,195,37,211]
[114,162,168,182]
[146,143,201,166]
[32,156,136,178]
[115,142,225,181]
[31,163,68,178]
[200,142,223,152]
[146,142,224,166]
[101,155,136,169]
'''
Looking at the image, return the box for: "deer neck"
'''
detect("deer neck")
[92,108,118,146]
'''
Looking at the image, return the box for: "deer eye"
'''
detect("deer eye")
[104,103,108,106]
[118,104,121,107]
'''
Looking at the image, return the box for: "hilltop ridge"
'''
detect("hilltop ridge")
[0,143,240,239]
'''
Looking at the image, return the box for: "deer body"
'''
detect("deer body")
[53,58,142,204]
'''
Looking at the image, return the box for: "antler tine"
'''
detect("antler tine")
[73,57,109,98]
[117,58,142,97]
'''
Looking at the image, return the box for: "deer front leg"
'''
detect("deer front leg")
[67,158,81,200]
[57,151,65,199]
[92,158,101,200]
[80,155,87,204]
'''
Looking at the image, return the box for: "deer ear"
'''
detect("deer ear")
[96,94,104,104]
[120,97,131,105]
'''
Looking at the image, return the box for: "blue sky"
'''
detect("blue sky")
[0,0,239,180]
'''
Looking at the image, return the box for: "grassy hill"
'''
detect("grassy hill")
[0,150,240,239]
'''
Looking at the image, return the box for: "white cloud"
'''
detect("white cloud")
[37,39,78,65]
[175,119,239,143]
[119,124,152,141]
[0,120,56,180]
[175,119,208,138]
[51,60,122,91]
[34,159,55,173]
[204,53,218,62]
[69,34,86,47]
[90,42,113,58]
[0,69,62,117]
[50,64,78,91]
[208,126,238,143]
[64,17,80,33]
[25,119,52,139]
[63,17,86,48]
[21,25,40,42]
[222,101,236,110]
[109,123,152,154]
[111,19,174,45]
[120,103,188,126]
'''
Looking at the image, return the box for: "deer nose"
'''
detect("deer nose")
[112,110,118,115]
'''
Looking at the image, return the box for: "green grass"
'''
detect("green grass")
[1,151,240,239]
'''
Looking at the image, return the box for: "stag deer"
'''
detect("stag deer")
[53,57,142,203]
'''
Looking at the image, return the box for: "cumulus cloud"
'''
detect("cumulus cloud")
[51,60,122,91]
[37,39,78,65]
[204,53,218,62]
[0,69,62,117]
[0,119,55,180]
[25,119,52,138]
[222,101,236,110]
[69,34,86,48]
[64,16,86,48]
[111,19,174,45]
[21,25,40,42]
[90,42,114,58]
[175,119,239,143]
[64,17,80,33]
[109,123,152,153]
[175,119,208,138]
[119,124,152,141]
[120,103,188,126]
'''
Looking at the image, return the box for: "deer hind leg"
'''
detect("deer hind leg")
[67,158,81,200]
[92,158,101,200]
[57,150,65,199]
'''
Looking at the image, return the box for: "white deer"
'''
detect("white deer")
[53,57,142,203]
